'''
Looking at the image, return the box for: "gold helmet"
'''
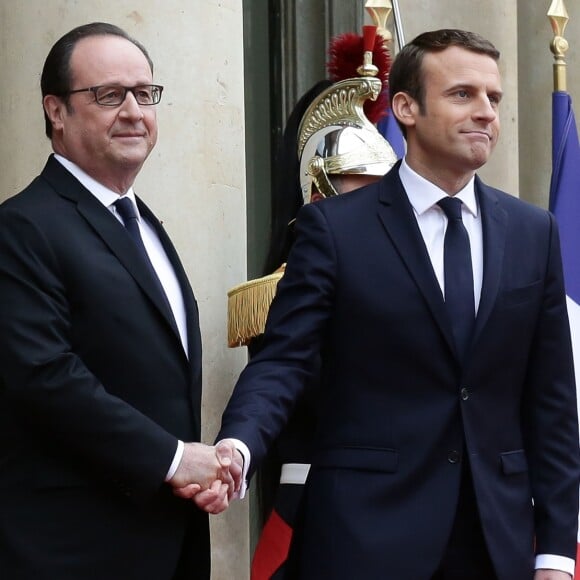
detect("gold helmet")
[297,26,398,204]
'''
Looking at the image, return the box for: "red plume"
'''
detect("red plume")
[327,32,392,124]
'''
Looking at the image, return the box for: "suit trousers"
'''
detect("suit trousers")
[432,459,497,580]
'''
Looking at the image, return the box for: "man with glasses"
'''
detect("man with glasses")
[0,22,233,580]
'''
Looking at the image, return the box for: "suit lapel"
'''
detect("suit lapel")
[137,200,202,367]
[376,166,456,355]
[42,157,183,346]
[472,177,508,345]
[138,201,202,416]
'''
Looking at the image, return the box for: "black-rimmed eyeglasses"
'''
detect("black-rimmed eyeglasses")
[65,84,164,106]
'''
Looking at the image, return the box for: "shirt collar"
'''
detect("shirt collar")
[399,158,478,217]
[53,154,138,213]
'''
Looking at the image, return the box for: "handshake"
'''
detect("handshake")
[168,440,244,514]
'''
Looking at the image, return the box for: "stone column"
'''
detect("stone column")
[0,1,249,578]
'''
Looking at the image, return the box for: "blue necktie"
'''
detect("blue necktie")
[438,197,475,359]
[114,197,173,313]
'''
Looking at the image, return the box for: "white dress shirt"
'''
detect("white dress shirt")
[398,158,483,308]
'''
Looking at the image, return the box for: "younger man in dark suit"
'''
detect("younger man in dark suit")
[215,29,580,579]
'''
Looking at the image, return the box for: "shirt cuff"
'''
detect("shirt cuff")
[165,440,184,481]
[535,553,575,576]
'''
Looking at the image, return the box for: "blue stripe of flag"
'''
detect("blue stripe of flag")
[377,113,406,160]
[549,91,580,305]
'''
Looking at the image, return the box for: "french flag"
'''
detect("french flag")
[549,90,580,577]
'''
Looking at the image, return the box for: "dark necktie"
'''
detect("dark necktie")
[438,197,475,359]
[114,196,173,312]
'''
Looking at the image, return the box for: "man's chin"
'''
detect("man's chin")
[114,148,152,168]
[468,145,494,169]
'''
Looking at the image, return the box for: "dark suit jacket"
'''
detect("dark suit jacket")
[0,156,209,580]
[219,164,580,579]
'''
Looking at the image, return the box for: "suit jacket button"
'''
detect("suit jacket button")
[447,450,461,464]
[460,387,469,401]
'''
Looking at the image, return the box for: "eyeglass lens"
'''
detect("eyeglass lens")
[95,85,162,105]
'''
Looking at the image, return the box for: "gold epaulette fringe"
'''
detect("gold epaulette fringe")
[227,265,285,347]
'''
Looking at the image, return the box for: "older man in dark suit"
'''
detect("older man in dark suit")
[0,22,233,580]
[216,29,580,579]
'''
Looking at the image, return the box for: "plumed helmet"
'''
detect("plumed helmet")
[297,26,398,203]
[227,26,401,348]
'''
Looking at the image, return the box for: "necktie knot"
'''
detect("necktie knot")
[115,196,138,225]
[438,196,463,221]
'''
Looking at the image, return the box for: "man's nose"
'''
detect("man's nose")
[119,90,143,119]
[473,95,497,121]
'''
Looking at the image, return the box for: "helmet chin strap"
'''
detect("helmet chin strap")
[308,156,340,200]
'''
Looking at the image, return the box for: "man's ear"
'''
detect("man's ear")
[43,95,67,133]
[391,92,417,131]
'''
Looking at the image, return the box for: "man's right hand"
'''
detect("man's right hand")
[215,439,244,496]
